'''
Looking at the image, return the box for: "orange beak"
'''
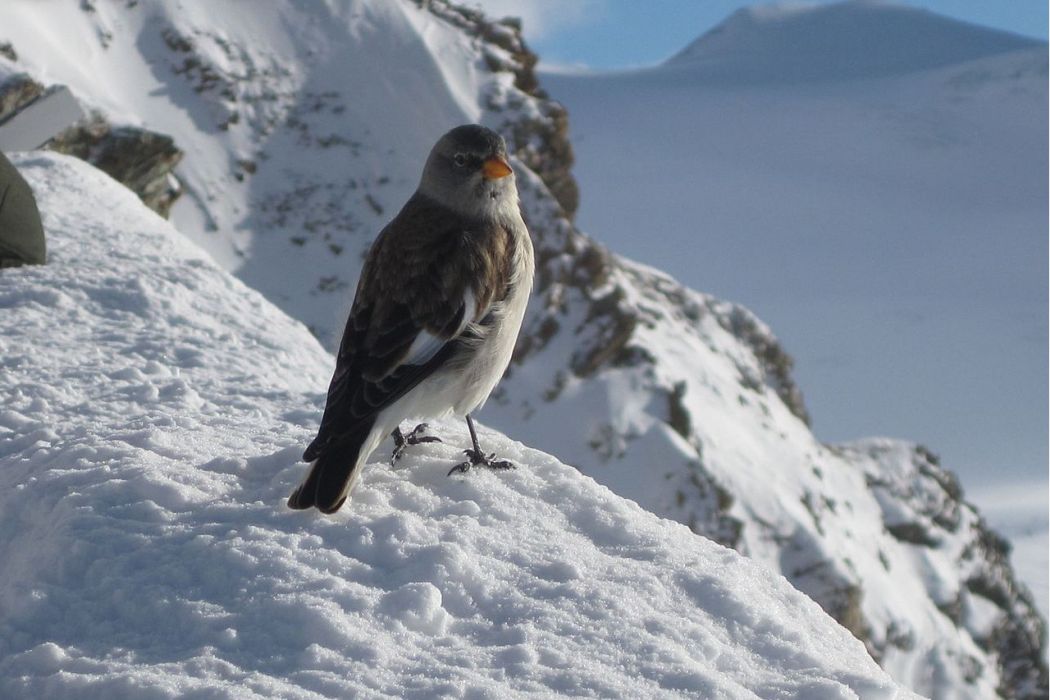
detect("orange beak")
[482,156,513,180]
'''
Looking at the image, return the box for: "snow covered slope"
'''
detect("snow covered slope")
[0,0,573,343]
[540,1,1048,497]
[0,152,912,699]
[665,0,1042,83]
[2,2,1045,698]
[491,179,1047,698]
[540,0,1048,655]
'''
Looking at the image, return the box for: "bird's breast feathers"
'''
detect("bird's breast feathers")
[320,196,533,426]
[449,216,533,414]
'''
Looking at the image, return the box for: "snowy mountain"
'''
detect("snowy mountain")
[1,1,1045,698]
[0,151,914,699]
[0,0,574,333]
[665,0,1042,83]
[539,1,1048,501]
[493,187,1048,698]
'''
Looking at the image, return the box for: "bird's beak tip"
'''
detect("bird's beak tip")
[482,156,513,180]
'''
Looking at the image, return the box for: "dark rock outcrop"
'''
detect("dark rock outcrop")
[0,71,183,218]
[47,115,183,217]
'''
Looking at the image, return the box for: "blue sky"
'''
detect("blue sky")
[472,0,1047,69]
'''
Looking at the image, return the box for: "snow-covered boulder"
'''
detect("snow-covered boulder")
[0,152,910,698]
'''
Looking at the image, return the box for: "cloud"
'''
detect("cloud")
[466,0,603,40]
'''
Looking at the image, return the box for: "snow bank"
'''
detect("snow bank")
[0,153,909,698]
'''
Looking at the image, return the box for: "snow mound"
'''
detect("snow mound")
[0,153,909,698]
[665,0,1040,83]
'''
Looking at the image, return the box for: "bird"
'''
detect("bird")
[288,124,535,514]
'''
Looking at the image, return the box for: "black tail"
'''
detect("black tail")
[287,420,375,513]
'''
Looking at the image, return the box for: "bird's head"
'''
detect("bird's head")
[419,124,517,220]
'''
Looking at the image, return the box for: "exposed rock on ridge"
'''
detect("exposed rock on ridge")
[47,115,183,217]
[0,69,182,217]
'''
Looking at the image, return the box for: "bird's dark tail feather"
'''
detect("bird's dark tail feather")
[287,420,375,513]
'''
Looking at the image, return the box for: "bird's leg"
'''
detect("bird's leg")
[448,414,515,475]
[390,423,442,464]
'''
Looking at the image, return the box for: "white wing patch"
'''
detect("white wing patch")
[402,288,478,366]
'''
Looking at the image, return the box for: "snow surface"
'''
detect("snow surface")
[666,1,1042,83]
[0,153,913,699]
[490,178,1032,698]
[0,0,500,296]
[1,2,1042,696]
[541,0,1047,554]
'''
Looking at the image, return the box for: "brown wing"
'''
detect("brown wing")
[303,193,513,462]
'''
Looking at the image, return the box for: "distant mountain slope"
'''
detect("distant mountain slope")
[540,0,1048,598]
[2,2,1045,698]
[492,177,1047,697]
[0,152,911,700]
[0,0,574,331]
[536,6,1049,688]
[667,0,1041,82]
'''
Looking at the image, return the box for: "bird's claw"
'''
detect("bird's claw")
[391,423,442,464]
[447,448,516,476]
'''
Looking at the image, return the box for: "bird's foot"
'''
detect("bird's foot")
[390,423,442,464]
[448,448,515,476]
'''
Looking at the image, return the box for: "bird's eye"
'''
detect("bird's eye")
[452,153,467,167]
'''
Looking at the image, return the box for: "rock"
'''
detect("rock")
[47,115,183,217]
[0,69,182,218]
[0,72,42,124]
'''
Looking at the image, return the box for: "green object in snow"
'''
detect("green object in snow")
[0,151,45,267]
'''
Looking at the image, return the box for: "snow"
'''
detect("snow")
[2,2,1042,696]
[0,152,911,699]
[483,163,1045,698]
[666,1,1042,82]
[540,0,1047,588]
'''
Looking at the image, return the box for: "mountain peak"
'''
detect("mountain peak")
[665,0,1043,82]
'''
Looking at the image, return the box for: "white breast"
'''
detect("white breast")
[376,195,534,427]
[452,214,534,416]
